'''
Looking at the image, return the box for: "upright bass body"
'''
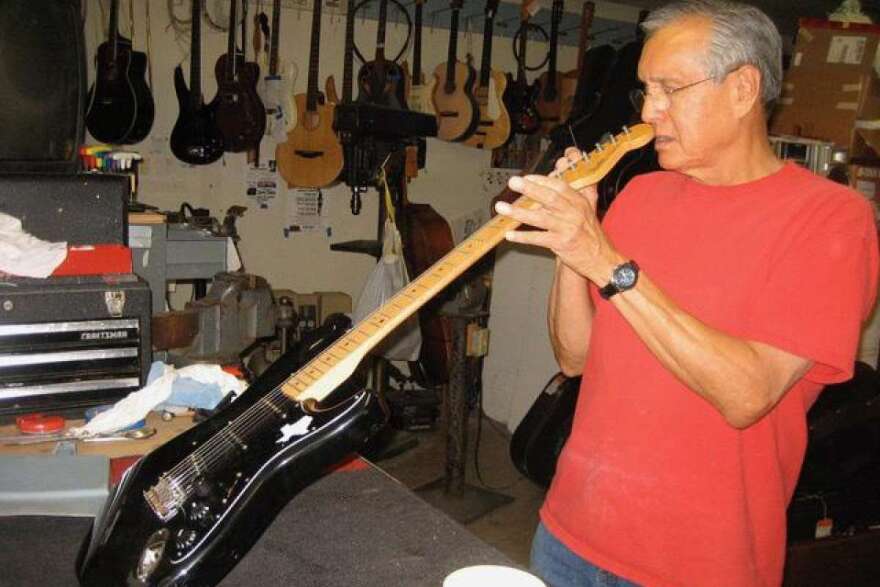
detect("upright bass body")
[77,331,387,586]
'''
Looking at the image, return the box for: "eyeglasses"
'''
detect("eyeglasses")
[629,76,716,112]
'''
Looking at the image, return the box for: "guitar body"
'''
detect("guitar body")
[535,72,563,135]
[78,331,388,586]
[213,54,268,152]
[170,65,225,165]
[464,70,511,150]
[124,48,155,144]
[510,373,580,488]
[432,61,479,142]
[86,38,137,144]
[275,94,344,188]
[357,60,408,109]
[503,74,540,135]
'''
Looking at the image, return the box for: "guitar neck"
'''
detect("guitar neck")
[306,0,323,111]
[281,124,656,405]
[576,1,595,74]
[375,0,388,62]
[412,1,423,83]
[444,4,461,92]
[516,17,528,83]
[341,0,356,102]
[109,0,120,57]
[269,0,281,75]
[547,0,563,86]
[190,0,203,107]
[225,0,238,80]
[478,4,497,88]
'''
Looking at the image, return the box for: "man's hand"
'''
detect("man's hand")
[493,148,624,285]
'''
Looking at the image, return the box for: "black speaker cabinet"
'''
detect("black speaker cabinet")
[0,274,151,416]
[0,174,128,245]
[0,0,86,173]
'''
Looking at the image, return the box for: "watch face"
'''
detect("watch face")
[613,265,637,289]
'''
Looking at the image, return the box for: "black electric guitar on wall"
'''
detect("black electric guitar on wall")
[170,0,225,165]
[85,0,137,144]
[356,0,408,109]
[535,0,565,136]
[77,124,655,587]
[503,0,541,136]
[213,0,266,152]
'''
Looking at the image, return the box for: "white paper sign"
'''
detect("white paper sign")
[827,36,867,65]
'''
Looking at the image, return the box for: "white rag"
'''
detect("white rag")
[0,212,67,278]
[70,363,247,437]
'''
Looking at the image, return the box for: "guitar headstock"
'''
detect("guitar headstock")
[560,124,655,190]
[486,0,500,18]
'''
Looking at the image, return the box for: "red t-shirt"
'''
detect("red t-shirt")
[541,163,879,587]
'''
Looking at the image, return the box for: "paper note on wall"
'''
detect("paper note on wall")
[827,35,867,65]
[285,188,330,237]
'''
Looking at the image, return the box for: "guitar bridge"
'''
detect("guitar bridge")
[144,476,187,522]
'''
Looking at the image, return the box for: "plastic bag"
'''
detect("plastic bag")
[352,217,422,361]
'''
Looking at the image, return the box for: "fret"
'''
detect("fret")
[319,355,336,367]
[357,323,378,335]
[293,379,309,392]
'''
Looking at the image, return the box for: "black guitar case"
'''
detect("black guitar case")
[510,373,581,488]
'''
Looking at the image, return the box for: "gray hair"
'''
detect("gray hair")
[641,0,783,104]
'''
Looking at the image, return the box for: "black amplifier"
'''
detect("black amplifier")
[0,274,151,416]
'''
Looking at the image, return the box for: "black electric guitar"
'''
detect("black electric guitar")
[85,0,137,144]
[356,0,407,109]
[170,0,225,165]
[503,0,540,136]
[77,125,655,587]
[213,0,266,152]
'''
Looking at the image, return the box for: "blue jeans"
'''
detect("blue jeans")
[530,522,641,587]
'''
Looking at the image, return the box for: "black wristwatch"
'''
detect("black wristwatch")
[599,260,640,299]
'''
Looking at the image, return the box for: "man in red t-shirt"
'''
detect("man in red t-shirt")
[495,1,879,586]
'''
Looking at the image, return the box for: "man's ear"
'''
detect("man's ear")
[729,64,762,117]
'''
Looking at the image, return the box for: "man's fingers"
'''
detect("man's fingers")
[504,228,556,249]
[494,201,566,232]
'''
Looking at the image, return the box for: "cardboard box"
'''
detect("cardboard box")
[789,18,880,74]
[770,19,880,149]
[771,69,880,147]
[849,165,880,221]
